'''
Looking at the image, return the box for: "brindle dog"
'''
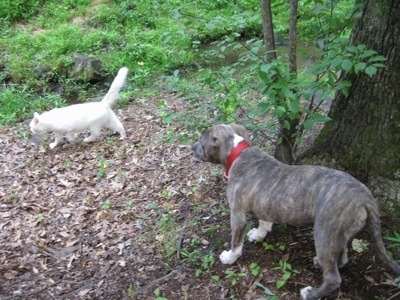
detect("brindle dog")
[191,124,400,300]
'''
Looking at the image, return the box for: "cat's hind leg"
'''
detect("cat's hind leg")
[50,132,63,149]
[108,112,126,140]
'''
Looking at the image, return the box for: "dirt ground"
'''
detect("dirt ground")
[1,93,399,300]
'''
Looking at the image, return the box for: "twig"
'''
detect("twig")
[135,265,185,293]
[387,289,400,300]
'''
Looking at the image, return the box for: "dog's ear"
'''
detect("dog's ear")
[229,123,251,144]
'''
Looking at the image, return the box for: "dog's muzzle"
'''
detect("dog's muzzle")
[191,141,205,161]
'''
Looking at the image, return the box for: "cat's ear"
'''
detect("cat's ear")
[33,112,39,124]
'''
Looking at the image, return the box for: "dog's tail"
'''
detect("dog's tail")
[101,67,129,107]
[367,202,400,275]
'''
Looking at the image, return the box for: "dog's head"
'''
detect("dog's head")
[191,124,251,167]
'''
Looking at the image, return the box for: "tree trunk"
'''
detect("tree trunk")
[288,0,298,74]
[260,0,276,62]
[273,0,299,164]
[303,0,400,209]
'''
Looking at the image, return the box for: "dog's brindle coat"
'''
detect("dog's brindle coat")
[192,124,400,300]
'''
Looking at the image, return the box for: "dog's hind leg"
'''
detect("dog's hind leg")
[301,247,342,300]
[337,247,348,268]
[220,211,247,265]
[247,220,273,242]
[301,225,347,300]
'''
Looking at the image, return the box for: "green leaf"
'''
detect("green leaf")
[346,45,358,53]
[354,62,366,74]
[274,106,286,117]
[341,59,353,72]
[368,55,386,63]
[371,63,386,68]
[360,49,376,59]
[283,272,291,281]
[310,112,332,123]
[365,66,377,77]
[283,120,290,130]
[276,280,286,289]
[162,113,178,124]
[258,69,269,82]
[330,56,343,69]
[303,119,314,130]
[258,102,273,113]
[296,137,303,146]
[287,98,299,114]
[357,44,366,51]
[255,282,275,296]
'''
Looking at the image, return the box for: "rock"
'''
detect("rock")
[67,52,105,83]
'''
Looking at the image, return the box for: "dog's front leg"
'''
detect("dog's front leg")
[220,212,246,265]
[247,220,273,242]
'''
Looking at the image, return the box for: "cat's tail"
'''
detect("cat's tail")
[367,202,400,275]
[101,67,129,107]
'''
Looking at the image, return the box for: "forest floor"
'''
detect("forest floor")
[1,92,400,300]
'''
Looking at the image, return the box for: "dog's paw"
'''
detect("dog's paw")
[219,250,239,265]
[300,286,320,300]
[247,228,266,242]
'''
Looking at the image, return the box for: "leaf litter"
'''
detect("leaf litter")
[0,92,399,300]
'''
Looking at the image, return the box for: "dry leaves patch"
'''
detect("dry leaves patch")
[0,95,208,299]
[0,93,399,300]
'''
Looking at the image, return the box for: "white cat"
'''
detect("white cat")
[30,67,129,149]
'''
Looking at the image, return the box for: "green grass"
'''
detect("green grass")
[0,0,355,125]
[0,86,64,125]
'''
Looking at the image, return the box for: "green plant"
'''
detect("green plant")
[181,248,201,265]
[160,187,174,200]
[13,126,31,141]
[273,260,299,289]
[211,274,221,285]
[180,248,215,277]
[384,231,400,249]
[255,281,279,300]
[201,252,216,271]
[249,262,261,276]
[263,241,286,252]
[125,199,135,212]
[101,199,111,210]
[127,283,135,299]
[62,160,72,169]
[96,156,106,179]
[153,287,168,300]
[36,213,45,222]
[0,86,65,125]
[149,203,180,259]
[224,269,247,286]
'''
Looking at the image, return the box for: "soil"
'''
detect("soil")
[1,93,399,300]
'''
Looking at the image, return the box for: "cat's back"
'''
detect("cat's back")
[44,102,106,119]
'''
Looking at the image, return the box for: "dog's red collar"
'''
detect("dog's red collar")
[225,141,250,177]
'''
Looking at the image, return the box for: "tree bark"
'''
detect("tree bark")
[302,0,400,208]
[288,0,298,74]
[260,0,276,62]
[273,0,299,164]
